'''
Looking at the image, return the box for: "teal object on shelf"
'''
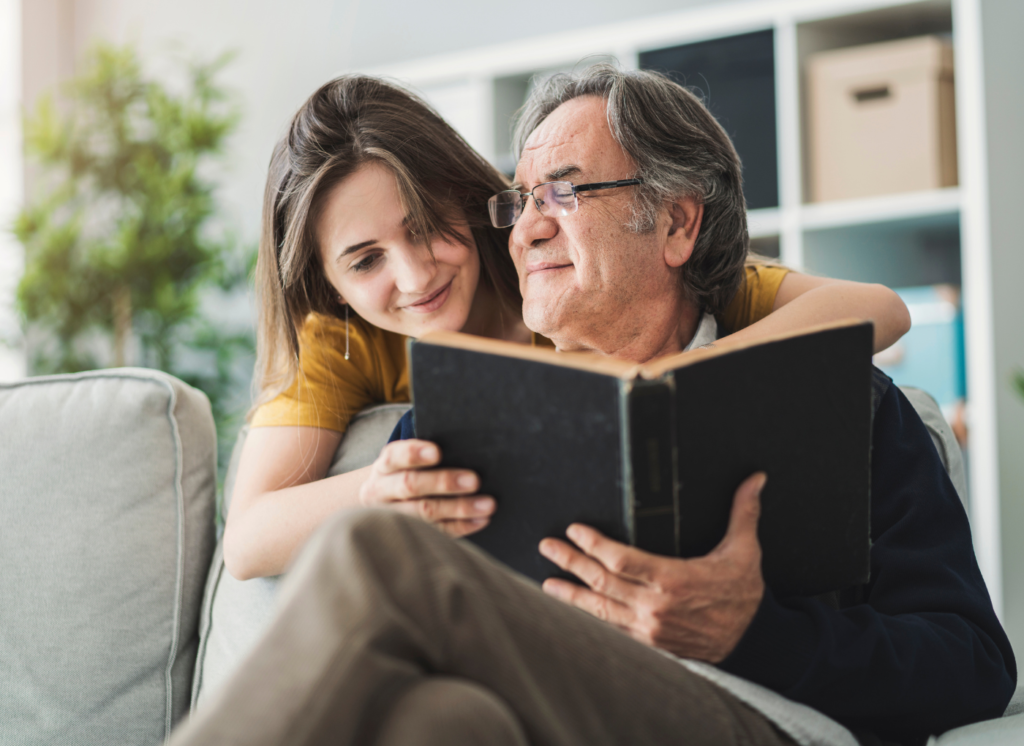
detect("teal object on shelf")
[874,286,965,412]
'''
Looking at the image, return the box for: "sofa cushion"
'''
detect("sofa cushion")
[931,712,1024,745]
[899,386,968,505]
[0,369,216,745]
[192,402,410,709]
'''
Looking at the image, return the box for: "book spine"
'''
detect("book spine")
[621,379,678,556]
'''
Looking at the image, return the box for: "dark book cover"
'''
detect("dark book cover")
[410,321,873,597]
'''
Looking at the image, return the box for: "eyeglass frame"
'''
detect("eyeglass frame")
[487,178,644,228]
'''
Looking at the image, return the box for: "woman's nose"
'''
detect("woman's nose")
[393,242,438,294]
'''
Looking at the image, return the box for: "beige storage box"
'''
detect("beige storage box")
[807,35,957,203]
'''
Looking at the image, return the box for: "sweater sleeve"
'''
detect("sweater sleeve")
[719,382,1016,744]
[388,409,415,443]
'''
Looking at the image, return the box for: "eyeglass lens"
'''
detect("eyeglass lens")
[487,182,578,228]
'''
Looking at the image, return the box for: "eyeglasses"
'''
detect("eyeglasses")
[487,178,643,228]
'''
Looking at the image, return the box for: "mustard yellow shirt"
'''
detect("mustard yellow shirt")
[252,264,790,432]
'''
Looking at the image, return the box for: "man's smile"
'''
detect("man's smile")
[525,260,573,276]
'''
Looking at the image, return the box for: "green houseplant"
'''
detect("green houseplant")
[13,43,253,481]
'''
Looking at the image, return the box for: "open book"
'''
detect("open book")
[409,321,874,596]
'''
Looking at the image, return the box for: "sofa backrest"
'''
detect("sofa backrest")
[899,386,968,506]
[191,402,410,709]
[0,369,217,746]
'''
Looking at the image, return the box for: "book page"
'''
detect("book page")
[417,330,642,379]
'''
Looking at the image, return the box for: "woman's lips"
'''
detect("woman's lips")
[402,280,453,314]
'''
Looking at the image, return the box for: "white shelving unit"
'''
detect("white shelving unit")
[371,0,1004,613]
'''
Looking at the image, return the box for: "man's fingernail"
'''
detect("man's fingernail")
[566,524,582,542]
[469,517,487,527]
[542,579,564,598]
[756,474,768,493]
[458,474,476,489]
[539,539,555,558]
[420,446,438,461]
[474,498,494,512]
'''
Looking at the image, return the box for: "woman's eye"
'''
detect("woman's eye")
[351,253,381,273]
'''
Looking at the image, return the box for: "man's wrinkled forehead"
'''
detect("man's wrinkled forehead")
[515,96,629,188]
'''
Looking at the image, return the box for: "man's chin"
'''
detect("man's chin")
[522,299,580,348]
[521,301,558,338]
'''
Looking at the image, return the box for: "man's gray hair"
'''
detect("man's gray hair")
[513,64,749,316]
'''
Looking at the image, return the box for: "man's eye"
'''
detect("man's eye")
[351,253,380,273]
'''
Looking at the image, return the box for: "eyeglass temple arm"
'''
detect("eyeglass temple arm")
[571,178,643,194]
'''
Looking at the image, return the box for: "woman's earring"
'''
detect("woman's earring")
[343,303,350,361]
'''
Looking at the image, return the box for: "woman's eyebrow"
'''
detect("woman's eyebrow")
[337,240,376,261]
[336,215,416,262]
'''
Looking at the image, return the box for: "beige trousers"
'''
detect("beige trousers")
[170,510,795,746]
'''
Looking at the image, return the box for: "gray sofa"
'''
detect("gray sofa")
[0,368,1020,745]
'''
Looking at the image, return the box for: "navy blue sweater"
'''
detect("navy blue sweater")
[389,376,1015,744]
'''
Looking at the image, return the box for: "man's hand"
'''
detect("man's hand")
[539,472,767,663]
[359,439,495,537]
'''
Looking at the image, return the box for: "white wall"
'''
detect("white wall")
[0,0,24,381]
[50,0,718,250]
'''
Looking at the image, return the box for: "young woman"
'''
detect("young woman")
[223,75,910,580]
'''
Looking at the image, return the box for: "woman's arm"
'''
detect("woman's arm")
[718,272,910,353]
[223,427,492,580]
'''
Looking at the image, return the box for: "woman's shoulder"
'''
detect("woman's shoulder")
[251,313,409,431]
[299,312,405,356]
[744,261,789,283]
[717,262,791,333]
[298,312,408,394]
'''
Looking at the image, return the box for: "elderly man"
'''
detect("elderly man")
[171,67,1014,746]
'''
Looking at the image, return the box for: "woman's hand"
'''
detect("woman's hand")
[358,439,495,537]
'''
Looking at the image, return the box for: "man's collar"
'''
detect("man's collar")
[682,313,718,352]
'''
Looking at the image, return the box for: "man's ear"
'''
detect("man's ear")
[664,196,703,268]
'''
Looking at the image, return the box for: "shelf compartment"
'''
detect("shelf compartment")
[749,234,781,259]
[640,29,778,211]
[796,0,955,204]
[802,210,960,289]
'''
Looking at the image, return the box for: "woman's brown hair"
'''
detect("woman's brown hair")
[252,75,520,411]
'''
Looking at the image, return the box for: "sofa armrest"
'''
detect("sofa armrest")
[0,368,217,745]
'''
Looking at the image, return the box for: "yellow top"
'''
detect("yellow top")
[251,263,790,432]
[716,263,789,336]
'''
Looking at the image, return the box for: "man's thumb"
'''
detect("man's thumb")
[721,472,766,549]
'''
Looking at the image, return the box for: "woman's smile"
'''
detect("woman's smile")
[400,279,453,314]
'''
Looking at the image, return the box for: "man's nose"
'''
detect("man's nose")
[393,243,438,293]
[511,193,558,250]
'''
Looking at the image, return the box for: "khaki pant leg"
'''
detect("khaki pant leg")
[372,677,529,746]
[170,510,794,746]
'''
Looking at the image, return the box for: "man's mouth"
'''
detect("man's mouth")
[402,280,453,314]
[525,261,573,276]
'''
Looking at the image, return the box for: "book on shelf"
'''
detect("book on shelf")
[409,320,874,597]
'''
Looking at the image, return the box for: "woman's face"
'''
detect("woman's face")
[317,162,481,339]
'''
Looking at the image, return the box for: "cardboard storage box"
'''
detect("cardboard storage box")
[808,36,957,203]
